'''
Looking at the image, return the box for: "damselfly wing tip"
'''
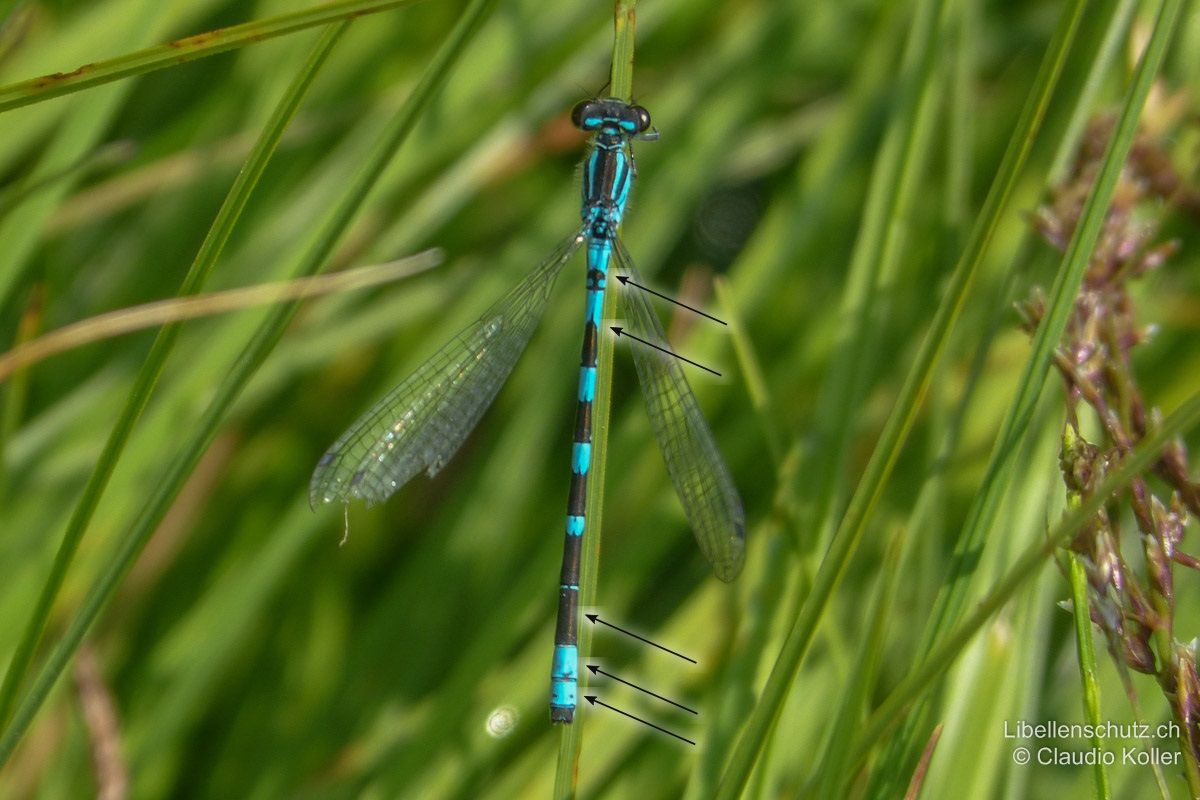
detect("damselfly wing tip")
[713,521,746,582]
[307,480,332,510]
[713,552,746,583]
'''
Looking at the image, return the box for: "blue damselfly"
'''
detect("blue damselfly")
[310,98,744,723]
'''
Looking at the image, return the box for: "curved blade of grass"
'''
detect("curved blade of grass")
[875,0,1182,776]
[714,276,782,466]
[0,285,39,495]
[813,525,907,798]
[0,2,24,34]
[804,0,943,553]
[1068,552,1112,800]
[917,0,1180,680]
[0,139,137,217]
[685,289,796,799]
[0,0,495,767]
[872,0,1139,780]
[685,4,917,788]
[0,0,429,114]
[712,0,1088,795]
[552,3,637,795]
[0,0,168,349]
[851,386,1200,762]
[0,20,348,731]
[848,1,1187,766]
[0,2,30,66]
[729,0,948,774]
[0,251,440,382]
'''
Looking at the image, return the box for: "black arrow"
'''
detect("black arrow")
[615,275,727,325]
[609,328,721,377]
[585,614,697,663]
[586,665,698,714]
[584,696,695,745]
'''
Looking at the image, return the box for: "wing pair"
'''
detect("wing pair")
[309,233,745,581]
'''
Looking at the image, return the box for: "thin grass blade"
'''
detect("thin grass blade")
[872,0,1140,780]
[866,0,1185,776]
[853,386,1200,761]
[0,0,429,114]
[1068,552,1113,800]
[0,251,440,383]
[713,0,1088,794]
[553,3,638,795]
[0,20,349,730]
[0,0,496,766]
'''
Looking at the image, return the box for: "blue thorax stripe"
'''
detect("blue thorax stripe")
[585,152,597,197]
[613,151,630,210]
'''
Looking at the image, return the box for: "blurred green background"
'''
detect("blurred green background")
[1,0,1199,797]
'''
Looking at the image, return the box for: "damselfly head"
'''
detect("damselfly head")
[570,99,652,136]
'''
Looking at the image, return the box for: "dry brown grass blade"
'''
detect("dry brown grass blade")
[0,249,441,383]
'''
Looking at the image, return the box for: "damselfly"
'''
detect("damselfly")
[310,98,745,723]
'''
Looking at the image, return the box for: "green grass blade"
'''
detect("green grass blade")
[856,0,1184,775]
[806,0,945,556]
[873,0,1139,778]
[0,287,37,494]
[607,0,637,101]
[0,0,495,768]
[918,0,1181,667]
[713,1,1088,794]
[1068,552,1112,800]
[813,525,907,798]
[0,252,440,381]
[870,2,1186,776]
[804,0,944,552]
[552,3,637,794]
[4,0,1198,794]
[714,276,782,466]
[0,0,429,114]
[852,386,1200,761]
[0,139,135,217]
[0,0,167,330]
[0,21,346,729]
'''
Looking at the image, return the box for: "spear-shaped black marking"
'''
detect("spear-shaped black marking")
[615,275,727,325]
[584,697,696,745]
[608,328,721,377]
[586,665,698,714]
[585,614,697,663]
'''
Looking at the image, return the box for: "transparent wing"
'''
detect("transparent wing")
[612,238,745,581]
[311,232,585,507]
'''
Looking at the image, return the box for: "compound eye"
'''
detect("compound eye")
[571,101,597,130]
[631,105,652,133]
